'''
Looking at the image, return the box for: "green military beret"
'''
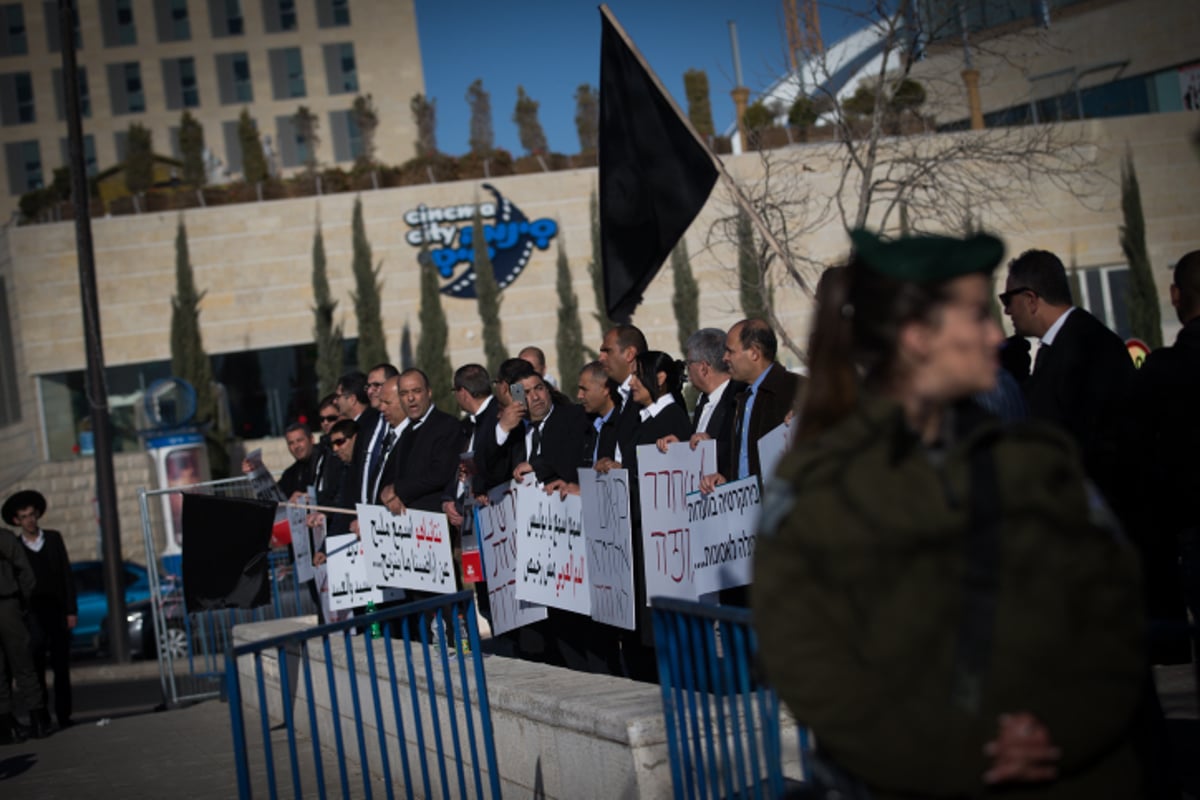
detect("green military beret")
[849,228,1005,284]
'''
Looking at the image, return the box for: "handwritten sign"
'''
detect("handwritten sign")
[244,449,286,502]
[476,481,547,636]
[683,477,761,595]
[514,481,590,615]
[314,562,351,624]
[356,504,457,594]
[756,421,795,483]
[325,534,404,611]
[578,468,635,630]
[636,440,717,605]
[287,487,317,583]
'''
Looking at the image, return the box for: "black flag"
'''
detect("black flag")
[182,493,276,610]
[599,7,718,322]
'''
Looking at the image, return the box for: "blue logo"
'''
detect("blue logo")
[403,184,558,299]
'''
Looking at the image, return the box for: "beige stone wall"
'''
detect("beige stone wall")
[0,224,42,490]
[0,0,423,219]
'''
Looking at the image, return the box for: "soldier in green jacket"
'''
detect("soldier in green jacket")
[754,230,1145,798]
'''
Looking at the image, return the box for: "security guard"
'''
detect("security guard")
[0,526,49,743]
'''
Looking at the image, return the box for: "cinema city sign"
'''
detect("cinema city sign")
[403,183,558,299]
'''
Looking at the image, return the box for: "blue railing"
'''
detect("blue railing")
[651,597,811,800]
[225,590,501,800]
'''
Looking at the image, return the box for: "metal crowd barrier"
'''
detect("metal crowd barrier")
[226,590,502,800]
[137,477,320,706]
[651,597,811,800]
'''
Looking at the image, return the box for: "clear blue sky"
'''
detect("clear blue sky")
[411,0,864,156]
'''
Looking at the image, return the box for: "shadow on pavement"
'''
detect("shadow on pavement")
[0,753,37,780]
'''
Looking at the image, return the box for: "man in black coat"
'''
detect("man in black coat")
[378,370,461,514]
[1004,249,1135,503]
[0,524,47,743]
[335,369,381,509]
[598,324,648,463]
[577,361,621,467]
[442,363,500,530]
[506,368,588,487]
[276,423,317,498]
[3,490,73,732]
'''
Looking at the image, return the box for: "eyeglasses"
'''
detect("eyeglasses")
[320,414,339,422]
[366,381,385,390]
[999,286,1035,307]
[329,437,348,447]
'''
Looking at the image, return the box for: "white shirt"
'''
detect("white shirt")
[20,528,45,553]
[695,378,731,435]
[523,405,554,459]
[466,396,493,452]
[618,375,633,406]
[639,394,676,422]
[1040,306,1075,346]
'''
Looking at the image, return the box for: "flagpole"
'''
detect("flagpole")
[599,4,816,318]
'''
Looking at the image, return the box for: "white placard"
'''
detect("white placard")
[245,449,286,502]
[357,504,457,594]
[476,481,547,636]
[314,562,351,623]
[514,481,590,615]
[756,421,796,483]
[578,468,635,630]
[288,487,316,583]
[636,440,718,605]
[682,477,761,595]
[326,534,379,611]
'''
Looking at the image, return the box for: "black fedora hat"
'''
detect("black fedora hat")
[3,490,47,526]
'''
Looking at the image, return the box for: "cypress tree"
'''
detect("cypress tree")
[125,123,154,193]
[1120,148,1162,348]
[471,210,509,374]
[292,105,320,174]
[351,94,379,166]
[671,237,700,354]
[466,79,494,156]
[574,84,598,154]
[179,111,205,187]
[410,93,438,158]
[513,86,548,156]
[399,321,414,370]
[311,222,343,397]
[737,208,768,318]
[683,69,714,138]
[349,197,389,370]
[555,235,585,388]
[416,246,455,413]
[238,109,267,183]
[170,219,226,475]
[587,188,612,332]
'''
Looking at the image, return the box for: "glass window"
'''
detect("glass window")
[0,71,34,124]
[163,57,199,110]
[316,0,349,28]
[109,61,145,113]
[53,67,91,120]
[44,1,82,52]
[14,71,32,122]
[279,0,296,30]
[262,0,296,33]
[215,52,252,104]
[155,0,191,42]
[0,4,27,57]
[101,0,138,47]
[323,42,357,94]
[328,108,361,163]
[269,46,305,99]
[275,114,305,168]
[5,139,43,195]
[58,134,98,177]
[0,277,20,427]
[1074,264,1132,340]
[208,0,243,36]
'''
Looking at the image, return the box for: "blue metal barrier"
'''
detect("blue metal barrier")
[651,597,811,800]
[226,590,502,800]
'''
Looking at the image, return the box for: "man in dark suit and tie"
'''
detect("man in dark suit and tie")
[501,363,587,487]
[1002,249,1134,503]
[441,363,499,529]
[655,328,746,478]
[577,361,621,467]
[377,370,461,514]
[334,370,380,510]
[598,324,648,462]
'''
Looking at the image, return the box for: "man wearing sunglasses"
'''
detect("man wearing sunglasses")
[1002,249,1134,509]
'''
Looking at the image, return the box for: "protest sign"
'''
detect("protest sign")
[356,504,457,594]
[514,481,590,615]
[325,534,398,611]
[578,468,635,630]
[314,562,351,623]
[244,449,286,502]
[683,476,761,595]
[636,439,717,604]
[756,421,795,482]
[287,487,316,583]
[476,481,547,636]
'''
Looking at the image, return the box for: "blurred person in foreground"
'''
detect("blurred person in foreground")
[755,229,1146,798]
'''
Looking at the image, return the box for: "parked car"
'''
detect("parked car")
[101,593,188,660]
[71,560,158,652]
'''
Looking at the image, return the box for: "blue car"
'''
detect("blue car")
[70,560,156,652]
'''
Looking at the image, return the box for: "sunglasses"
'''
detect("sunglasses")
[366,381,385,390]
[329,437,348,447]
[999,286,1034,307]
[320,414,339,422]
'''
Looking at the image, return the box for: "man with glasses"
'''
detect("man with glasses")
[1002,249,1134,503]
[312,394,344,507]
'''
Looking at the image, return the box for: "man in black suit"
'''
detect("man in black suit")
[577,361,621,467]
[378,370,461,514]
[598,324,648,462]
[503,364,588,487]
[334,370,380,508]
[441,363,499,529]
[1002,249,1134,503]
[655,328,746,478]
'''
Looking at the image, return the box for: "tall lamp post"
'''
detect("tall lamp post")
[58,0,129,661]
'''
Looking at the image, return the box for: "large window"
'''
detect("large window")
[222,117,246,174]
[322,42,357,94]
[101,0,138,47]
[215,52,252,104]
[328,108,361,163]
[1071,265,1132,341]
[53,67,91,120]
[268,46,305,99]
[5,139,43,195]
[0,71,35,124]
[262,0,297,33]
[0,4,26,56]
[316,0,349,28]
[154,0,191,42]
[0,277,19,428]
[44,1,81,52]
[163,57,200,110]
[208,0,243,37]
[58,134,98,177]
[275,113,313,168]
[107,62,145,114]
